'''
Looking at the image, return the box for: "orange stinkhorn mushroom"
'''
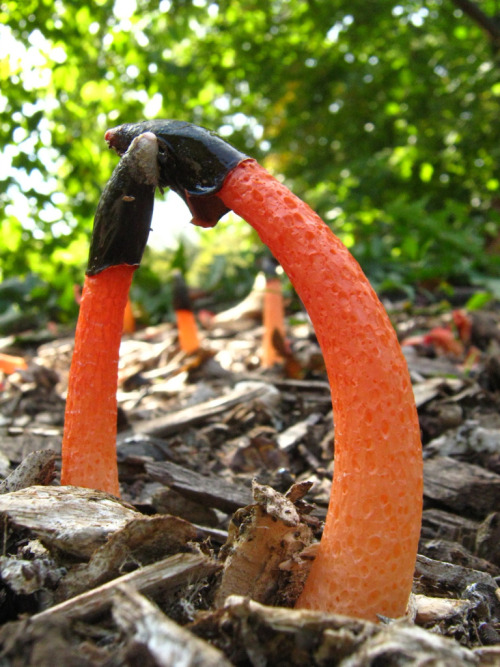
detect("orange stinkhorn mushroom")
[452,308,472,346]
[423,326,464,357]
[105,120,423,621]
[172,270,200,354]
[61,132,159,496]
[219,161,423,620]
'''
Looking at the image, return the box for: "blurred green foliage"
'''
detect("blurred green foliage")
[2,0,500,327]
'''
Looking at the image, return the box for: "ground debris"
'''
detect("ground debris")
[0,485,140,558]
[146,459,253,513]
[0,449,57,493]
[1,302,500,663]
[33,551,220,624]
[0,552,221,666]
[214,482,315,608]
[111,584,232,666]
[424,456,500,519]
[56,513,198,600]
[191,595,478,666]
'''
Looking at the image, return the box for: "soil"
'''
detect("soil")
[0,294,499,666]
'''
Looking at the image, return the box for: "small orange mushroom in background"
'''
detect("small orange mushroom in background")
[172,270,200,354]
[61,132,159,496]
[261,259,286,369]
[422,326,464,357]
[0,352,28,376]
[105,120,423,621]
[122,297,136,334]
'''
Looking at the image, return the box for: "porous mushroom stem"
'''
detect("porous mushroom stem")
[219,159,423,621]
[61,264,135,496]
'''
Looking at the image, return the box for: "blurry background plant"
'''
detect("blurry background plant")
[2,0,500,329]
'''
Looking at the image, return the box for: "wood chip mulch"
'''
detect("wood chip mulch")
[0,300,499,666]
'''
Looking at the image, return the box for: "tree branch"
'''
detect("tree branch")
[451,0,500,46]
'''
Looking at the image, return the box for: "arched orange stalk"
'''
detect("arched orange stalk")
[219,159,423,621]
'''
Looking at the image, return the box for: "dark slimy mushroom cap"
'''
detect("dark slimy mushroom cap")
[105,119,248,228]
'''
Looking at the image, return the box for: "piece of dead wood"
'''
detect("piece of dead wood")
[57,514,198,600]
[0,540,65,596]
[130,382,278,438]
[191,595,478,666]
[403,347,464,379]
[111,584,232,666]
[413,593,473,625]
[214,482,315,608]
[150,486,220,526]
[425,419,500,459]
[203,273,265,332]
[227,426,289,473]
[426,538,500,577]
[0,485,139,558]
[264,377,331,392]
[419,538,500,576]
[32,551,220,623]
[0,433,61,470]
[475,512,500,567]
[276,412,322,452]
[414,554,499,598]
[0,614,103,667]
[117,337,176,386]
[192,524,229,545]
[146,460,252,513]
[412,582,500,650]
[424,455,500,519]
[421,508,479,552]
[412,377,465,408]
[0,449,56,493]
[339,621,478,667]
[475,646,500,666]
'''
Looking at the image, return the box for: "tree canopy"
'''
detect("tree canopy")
[2,0,500,323]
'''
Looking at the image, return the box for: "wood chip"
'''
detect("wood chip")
[475,511,500,567]
[412,377,463,408]
[191,595,477,666]
[276,413,322,451]
[419,538,499,576]
[111,584,232,666]
[413,593,473,624]
[414,554,499,598]
[32,551,220,623]
[128,381,278,437]
[0,485,140,558]
[421,508,479,552]
[0,449,56,493]
[214,484,314,607]
[57,514,198,600]
[146,460,252,513]
[424,456,500,519]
